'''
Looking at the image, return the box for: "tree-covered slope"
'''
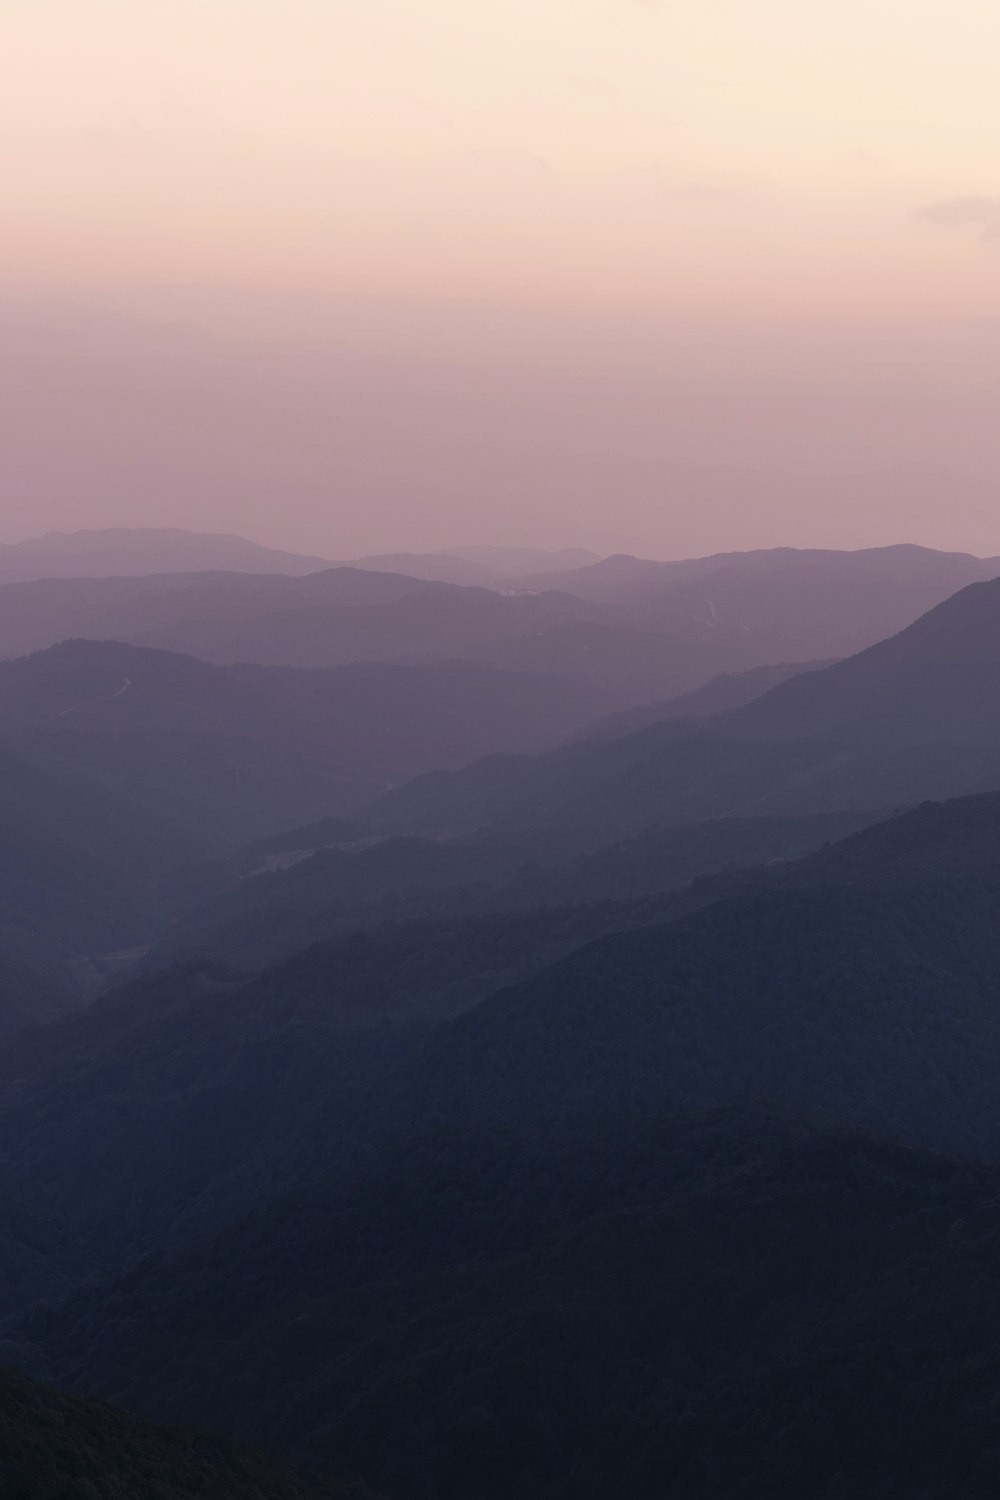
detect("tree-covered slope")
[0,746,172,1034]
[10,794,1000,1496]
[0,1367,369,1499]
[148,810,870,975]
[366,576,1000,842]
[13,1113,1000,1500]
[0,639,626,861]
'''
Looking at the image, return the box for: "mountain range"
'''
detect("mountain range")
[529,541,1000,657]
[0,565,762,711]
[0,637,619,851]
[367,576,1000,844]
[0,634,633,1028]
[0,526,599,589]
[9,527,1000,1496]
[1,536,998,717]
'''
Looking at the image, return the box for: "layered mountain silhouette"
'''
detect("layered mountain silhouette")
[0,634,644,1036]
[0,639,619,859]
[575,657,834,742]
[0,526,333,583]
[9,534,1000,1499]
[529,542,1000,658]
[0,525,602,591]
[148,809,868,975]
[3,539,997,721]
[368,577,1000,842]
[10,794,1000,1495]
[0,566,759,709]
[4,789,1000,1260]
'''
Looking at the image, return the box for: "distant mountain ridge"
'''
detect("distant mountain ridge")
[0,527,333,582]
[0,565,762,710]
[447,543,599,574]
[532,542,1000,659]
[365,576,1000,843]
[0,526,602,589]
[4,537,1000,721]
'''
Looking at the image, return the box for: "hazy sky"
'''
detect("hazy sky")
[3,0,999,558]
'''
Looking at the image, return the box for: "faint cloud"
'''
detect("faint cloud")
[921,196,1000,242]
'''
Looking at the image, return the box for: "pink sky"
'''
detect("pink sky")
[3,0,999,557]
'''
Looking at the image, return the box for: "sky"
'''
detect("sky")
[2,0,999,559]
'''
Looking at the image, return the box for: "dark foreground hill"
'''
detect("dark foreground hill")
[367,576,1000,842]
[0,1367,366,1499]
[9,795,1000,1494]
[9,793,1000,1263]
[15,1114,1000,1500]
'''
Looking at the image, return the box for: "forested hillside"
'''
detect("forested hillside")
[0,1368,370,1499]
[12,1114,1000,1500]
[149,810,870,974]
[6,552,1000,1498]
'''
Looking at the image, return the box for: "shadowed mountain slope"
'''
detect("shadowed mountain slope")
[0,639,620,859]
[0,1368,367,1499]
[148,810,871,976]
[12,1113,1000,1500]
[0,742,183,1032]
[576,658,833,744]
[9,796,1000,1496]
[366,577,1000,843]
[4,790,1000,1269]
